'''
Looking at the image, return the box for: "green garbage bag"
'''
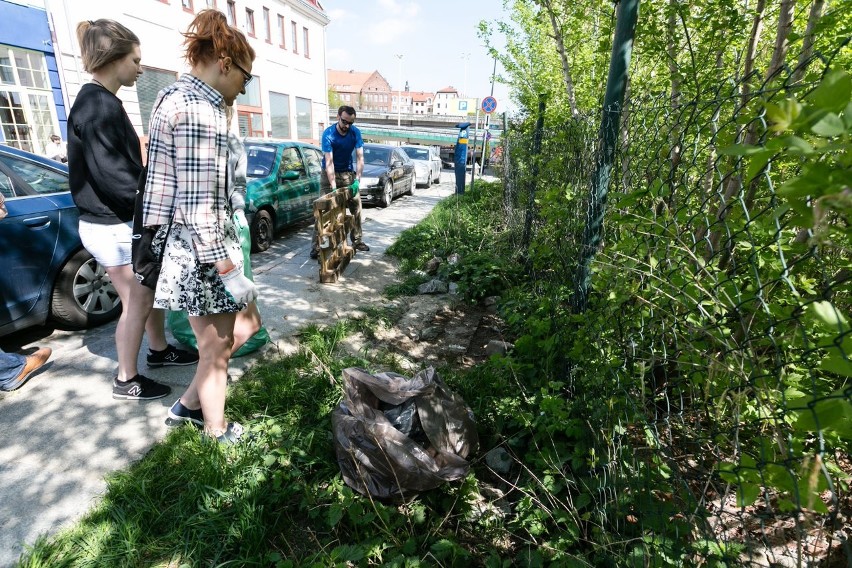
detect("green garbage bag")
[167,212,270,357]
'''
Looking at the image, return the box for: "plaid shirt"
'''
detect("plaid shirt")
[143,74,229,263]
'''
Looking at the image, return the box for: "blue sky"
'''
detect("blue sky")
[322,0,512,112]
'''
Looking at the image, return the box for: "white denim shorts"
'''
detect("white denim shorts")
[78,219,133,268]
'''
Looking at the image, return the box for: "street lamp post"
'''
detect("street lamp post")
[394,54,403,127]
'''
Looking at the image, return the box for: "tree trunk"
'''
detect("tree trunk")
[540,0,579,116]
[667,0,683,195]
[702,50,725,198]
[741,0,766,102]
[792,0,825,83]
[704,0,766,262]
[742,0,797,208]
[767,0,796,79]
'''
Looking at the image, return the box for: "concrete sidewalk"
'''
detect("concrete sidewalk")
[0,181,456,567]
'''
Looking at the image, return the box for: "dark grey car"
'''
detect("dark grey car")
[357,143,416,208]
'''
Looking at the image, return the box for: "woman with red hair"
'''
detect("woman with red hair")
[142,10,258,443]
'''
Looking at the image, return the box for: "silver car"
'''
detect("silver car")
[400,145,441,188]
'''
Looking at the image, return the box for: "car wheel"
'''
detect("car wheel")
[380,180,393,208]
[408,174,416,195]
[432,167,440,184]
[250,209,274,252]
[50,249,121,330]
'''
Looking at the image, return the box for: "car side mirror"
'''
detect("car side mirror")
[280,170,300,181]
[392,160,403,168]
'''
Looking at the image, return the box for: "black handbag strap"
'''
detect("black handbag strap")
[133,95,173,261]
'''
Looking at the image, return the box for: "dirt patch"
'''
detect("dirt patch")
[339,292,508,372]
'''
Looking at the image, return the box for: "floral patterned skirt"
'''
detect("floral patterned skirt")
[152,219,245,316]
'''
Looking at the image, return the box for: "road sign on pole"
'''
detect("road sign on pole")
[481,96,497,114]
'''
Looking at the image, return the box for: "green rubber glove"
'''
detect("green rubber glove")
[350,179,360,196]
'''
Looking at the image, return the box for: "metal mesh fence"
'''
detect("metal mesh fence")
[498,38,851,566]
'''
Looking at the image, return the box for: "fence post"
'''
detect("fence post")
[571,0,640,312]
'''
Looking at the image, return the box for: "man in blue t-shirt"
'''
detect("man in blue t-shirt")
[311,105,368,258]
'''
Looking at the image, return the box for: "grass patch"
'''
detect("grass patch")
[18,181,583,567]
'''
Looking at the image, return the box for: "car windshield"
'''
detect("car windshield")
[363,147,391,166]
[402,148,430,161]
[245,145,277,178]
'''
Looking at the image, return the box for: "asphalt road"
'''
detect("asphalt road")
[0,174,462,567]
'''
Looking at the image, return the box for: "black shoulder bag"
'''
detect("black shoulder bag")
[130,170,170,289]
[131,99,173,289]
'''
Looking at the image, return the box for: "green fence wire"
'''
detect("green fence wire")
[499,36,851,566]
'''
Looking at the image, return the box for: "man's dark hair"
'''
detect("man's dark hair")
[338,105,356,117]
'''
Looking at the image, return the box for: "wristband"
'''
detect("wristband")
[218,265,237,276]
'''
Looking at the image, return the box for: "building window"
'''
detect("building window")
[1,48,49,89]
[302,27,309,58]
[205,0,217,7]
[226,1,236,25]
[0,91,50,153]
[236,76,261,107]
[245,9,255,37]
[238,111,263,137]
[295,97,311,139]
[291,21,298,53]
[0,46,53,153]
[181,0,194,12]
[263,8,271,43]
[137,67,179,135]
[269,92,290,138]
[277,15,286,48]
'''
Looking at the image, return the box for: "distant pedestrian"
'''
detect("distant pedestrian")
[0,347,51,392]
[143,9,257,443]
[310,105,368,259]
[44,134,67,163]
[67,18,198,402]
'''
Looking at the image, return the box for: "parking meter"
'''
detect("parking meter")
[454,122,470,195]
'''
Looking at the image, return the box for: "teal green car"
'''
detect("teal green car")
[244,138,323,252]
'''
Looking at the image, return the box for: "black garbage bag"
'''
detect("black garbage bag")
[331,367,479,500]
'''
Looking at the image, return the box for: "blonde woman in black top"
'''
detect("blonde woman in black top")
[68,19,197,401]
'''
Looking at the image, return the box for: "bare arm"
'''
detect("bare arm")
[324,150,336,189]
[355,148,364,181]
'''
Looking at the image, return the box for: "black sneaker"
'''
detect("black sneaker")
[310,249,319,259]
[112,374,171,400]
[147,345,199,368]
[353,242,370,252]
[165,399,204,427]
